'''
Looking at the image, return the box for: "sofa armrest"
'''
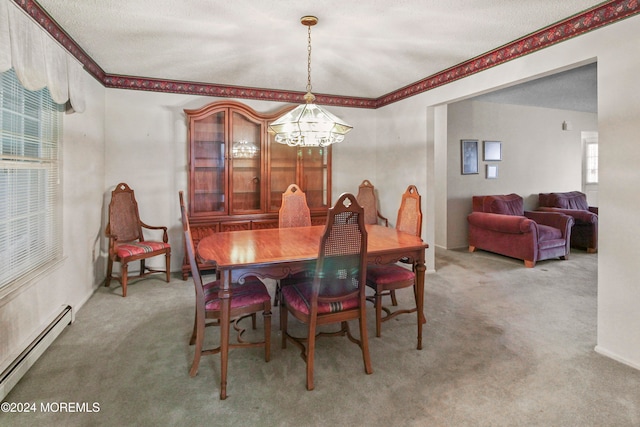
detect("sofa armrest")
[537,207,597,224]
[468,212,535,234]
[525,211,574,236]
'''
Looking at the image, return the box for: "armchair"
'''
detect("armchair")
[467,194,574,268]
[538,191,598,253]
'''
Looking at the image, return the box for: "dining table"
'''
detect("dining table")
[197,223,428,399]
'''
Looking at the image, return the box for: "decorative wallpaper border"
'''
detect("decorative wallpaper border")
[14,0,640,109]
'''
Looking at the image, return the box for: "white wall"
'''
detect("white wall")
[445,100,597,249]
[0,72,106,373]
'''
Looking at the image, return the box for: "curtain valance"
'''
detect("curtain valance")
[0,0,85,112]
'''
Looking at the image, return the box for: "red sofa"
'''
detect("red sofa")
[538,191,598,253]
[467,194,574,267]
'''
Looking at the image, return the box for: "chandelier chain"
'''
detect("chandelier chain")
[306,23,312,94]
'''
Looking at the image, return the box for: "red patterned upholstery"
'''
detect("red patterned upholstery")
[203,279,271,311]
[115,241,171,258]
[366,264,415,287]
[281,281,359,314]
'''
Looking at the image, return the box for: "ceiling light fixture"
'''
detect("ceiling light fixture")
[268,16,352,147]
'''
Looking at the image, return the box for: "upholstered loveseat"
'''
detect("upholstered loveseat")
[467,194,574,267]
[538,191,598,253]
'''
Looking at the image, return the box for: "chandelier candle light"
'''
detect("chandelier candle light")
[268,16,353,147]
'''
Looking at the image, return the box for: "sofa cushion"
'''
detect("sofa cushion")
[485,194,524,216]
[537,224,562,242]
[540,191,589,210]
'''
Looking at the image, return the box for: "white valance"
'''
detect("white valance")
[0,0,85,113]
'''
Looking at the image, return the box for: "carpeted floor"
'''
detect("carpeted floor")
[3,248,639,426]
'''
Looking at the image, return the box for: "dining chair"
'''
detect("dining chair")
[274,183,312,306]
[279,183,312,228]
[179,191,271,393]
[279,192,372,390]
[356,179,389,226]
[105,182,171,297]
[366,185,426,343]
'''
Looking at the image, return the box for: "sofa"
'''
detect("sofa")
[538,191,598,253]
[467,194,574,267]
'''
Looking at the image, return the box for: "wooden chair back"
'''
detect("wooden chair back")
[179,191,204,298]
[356,179,388,226]
[396,185,422,237]
[279,184,311,228]
[313,193,368,306]
[106,182,143,242]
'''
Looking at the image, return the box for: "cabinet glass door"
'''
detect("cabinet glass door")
[191,111,225,215]
[301,147,329,209]
[230,112,262,213]
[268,138,298,212]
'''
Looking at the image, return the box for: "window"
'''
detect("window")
[0,69,63,290]
[585,140,598,184]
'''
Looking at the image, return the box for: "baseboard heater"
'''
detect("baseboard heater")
[0,305,72,401]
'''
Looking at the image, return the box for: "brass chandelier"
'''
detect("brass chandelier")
[268,16,353,147]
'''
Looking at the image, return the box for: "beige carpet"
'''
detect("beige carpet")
[4,248,640,426]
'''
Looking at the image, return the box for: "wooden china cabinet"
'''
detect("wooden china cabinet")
[182,100,332,278]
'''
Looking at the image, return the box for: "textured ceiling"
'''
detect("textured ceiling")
[33,0,604,102]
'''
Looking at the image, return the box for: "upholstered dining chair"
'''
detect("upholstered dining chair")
[105,182,171,297]
[279,193,373,390]
[180,192,271,393]
[356,179,389,226]
[274,183,313,306]
[366,185,426,343]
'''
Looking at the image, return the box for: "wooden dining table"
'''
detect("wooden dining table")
[197,224,428,399]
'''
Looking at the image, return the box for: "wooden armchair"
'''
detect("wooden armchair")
[366,185,426,345]
[180,192,271,398]
[356,179,389,226]
[105,183,171,297]
[280,193,372,390]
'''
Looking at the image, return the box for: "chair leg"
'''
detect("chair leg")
[165,252,171,282]
[105,258,113,287]
[359,308,373,375]
[189,310,197,345]
[140,259,146,278]
[121,262,129,297]
[190,309,205,377]
[263,304,271,362]
[306,320,317,391]
[280,302,288,349]
[274,282,280,307]
[390,290,398,306]
[375,292,382,337]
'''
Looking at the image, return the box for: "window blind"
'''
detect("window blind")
[0,68,63,289]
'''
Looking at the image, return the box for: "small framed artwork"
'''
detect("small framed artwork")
[483,140,502,161]
[461,139,479,175]
[486,164,498,179]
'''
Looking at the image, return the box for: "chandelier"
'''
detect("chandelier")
[268,16,352,147]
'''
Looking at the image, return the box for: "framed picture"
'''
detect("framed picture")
[486,164,498,179]
[483,140,502,161]
[461,139,479,175]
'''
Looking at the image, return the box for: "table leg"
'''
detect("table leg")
[219,269,232,399]
[415,257,426,350]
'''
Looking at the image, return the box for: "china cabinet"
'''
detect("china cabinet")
[183,100,332,278]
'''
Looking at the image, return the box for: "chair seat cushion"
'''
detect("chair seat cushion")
[115,241,170,258]
[203,278,270,311]
[366,264,415,287]
[281,281,359,315]
[537,224,562,242]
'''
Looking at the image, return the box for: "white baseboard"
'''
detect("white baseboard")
[0,305,72,401]
[594,345,640,371]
